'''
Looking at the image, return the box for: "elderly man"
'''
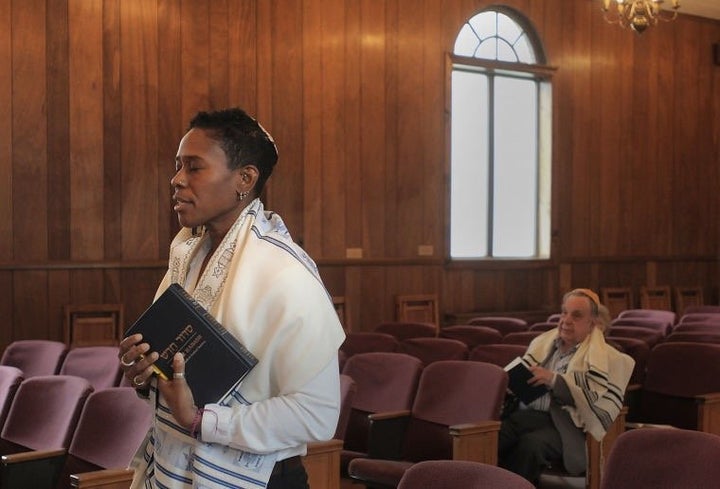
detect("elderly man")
[498,288,634,485]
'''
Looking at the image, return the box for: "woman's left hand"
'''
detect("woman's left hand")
[158,353,198,429]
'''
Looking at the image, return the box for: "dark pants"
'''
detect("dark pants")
[267,456,309,489]
[498,409,563,485]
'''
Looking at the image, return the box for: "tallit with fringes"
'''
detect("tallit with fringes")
[522,327,634,441]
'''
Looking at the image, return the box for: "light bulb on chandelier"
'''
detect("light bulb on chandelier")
[601,0,680,33]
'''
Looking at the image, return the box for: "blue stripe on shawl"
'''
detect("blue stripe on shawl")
[192,457,267,488]
[154,460,193,485]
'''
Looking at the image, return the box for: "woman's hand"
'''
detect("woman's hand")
[528,365,555,387]
[158,353,198,429]
[119,333,158,389]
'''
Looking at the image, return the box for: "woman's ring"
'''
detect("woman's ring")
[173,372,185,380]
[133,375,145,387]
[120,355,136,368]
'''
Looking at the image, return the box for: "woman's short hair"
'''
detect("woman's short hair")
[188,108,278,193]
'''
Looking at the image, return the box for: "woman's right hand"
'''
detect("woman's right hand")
[119,334,159,389]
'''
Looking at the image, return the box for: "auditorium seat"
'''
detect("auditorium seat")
[375,321,437,341]
[683,305,720,315]
[469,344,528,368]
[347,360,507,489]
[600,428,720,489]
[340,352,423,477]
[604,336,650,386]
[677,313,720,325]
[546,313,561,323]
[0,340,68,378]
[1,386,152,489]
[600,287,634,319]
[0,367,23,432]
[334,374,356,440]
[399,337,469,366]
[617,308,676,325]
[59,346,123,391]
[439,325,503,349]
[528,322,557,332]
[626,342,720,434]
[664,332,720,344]
[466,317,528,336]
[639,285,673,312]
[502,331,543,346]
[397,460,534,489]
[610,316,673,336]
[0,375,93,460]
[340,332,399,357]
[673,286,704,318]
[604,325,664,348]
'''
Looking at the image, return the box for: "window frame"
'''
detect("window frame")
[445,8,556,263]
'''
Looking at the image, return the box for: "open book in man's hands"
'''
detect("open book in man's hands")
[504,357,549,405]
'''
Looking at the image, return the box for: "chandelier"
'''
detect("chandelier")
[601,0,680,33]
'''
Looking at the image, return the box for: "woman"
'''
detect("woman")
[119,108,345,489]
[498,288,634,485]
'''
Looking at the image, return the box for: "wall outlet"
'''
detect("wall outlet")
[417,245,434,256]
[346,248,363,259]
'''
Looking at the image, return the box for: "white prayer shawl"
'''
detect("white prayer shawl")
[522,327,634,441]
[130,199,346,489]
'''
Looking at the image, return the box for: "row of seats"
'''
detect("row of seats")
[393,428,720,489]
[0,340,122,391]
[0,367,151,489]
[338,356,507,488]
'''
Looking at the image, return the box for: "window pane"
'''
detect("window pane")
[514,34,536,63]
[497,13,521,43]
[451,70,489,258]
[476,38,497,59]
[497,39,517,62]
[454,24,479,57]
[469,12,496,38]
[493,77,538,257]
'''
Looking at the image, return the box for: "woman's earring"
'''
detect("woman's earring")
[237,190,249,201]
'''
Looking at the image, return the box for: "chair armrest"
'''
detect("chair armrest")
[585,406,627,489]
[70,468,135,489]
[366,410,412,460]
[696,392,720,435]
[449,420,501,465]
[0,448,67,488]
[303,439,343,489]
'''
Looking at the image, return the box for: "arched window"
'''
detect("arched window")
[450,7,554,259]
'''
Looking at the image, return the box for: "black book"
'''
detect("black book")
[124,283,258,406]
[503,357,548,405]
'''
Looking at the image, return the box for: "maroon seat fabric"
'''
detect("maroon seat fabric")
[467,317,528,336]
[628,342,720,428]
[0,375,93,454]
[468,344,528,368]
[348,360,508,488]
[600,428,720,489]
[397,460,534,489]
[374,322,437,341]
[334,374,357,440]
[340,352,423,476]
[546,313,562,323]
[59,346,123,391]
[340,332,399,357]
[399,338,469,366]
[605,326,664,348]
[0,366,23,432]
[672,321,720,333]
[528,322,557,332]
[439,325,503,349]
[502,331,543,346]
[677,313,720,325]
[0,340,68,379]
[610,317,673,336]
[682,305,720,315]
[617,308,677,325]
[605,336,650,385]
[664,332,720,344]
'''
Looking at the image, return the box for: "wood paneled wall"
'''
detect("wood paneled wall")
[0,0,718,346]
